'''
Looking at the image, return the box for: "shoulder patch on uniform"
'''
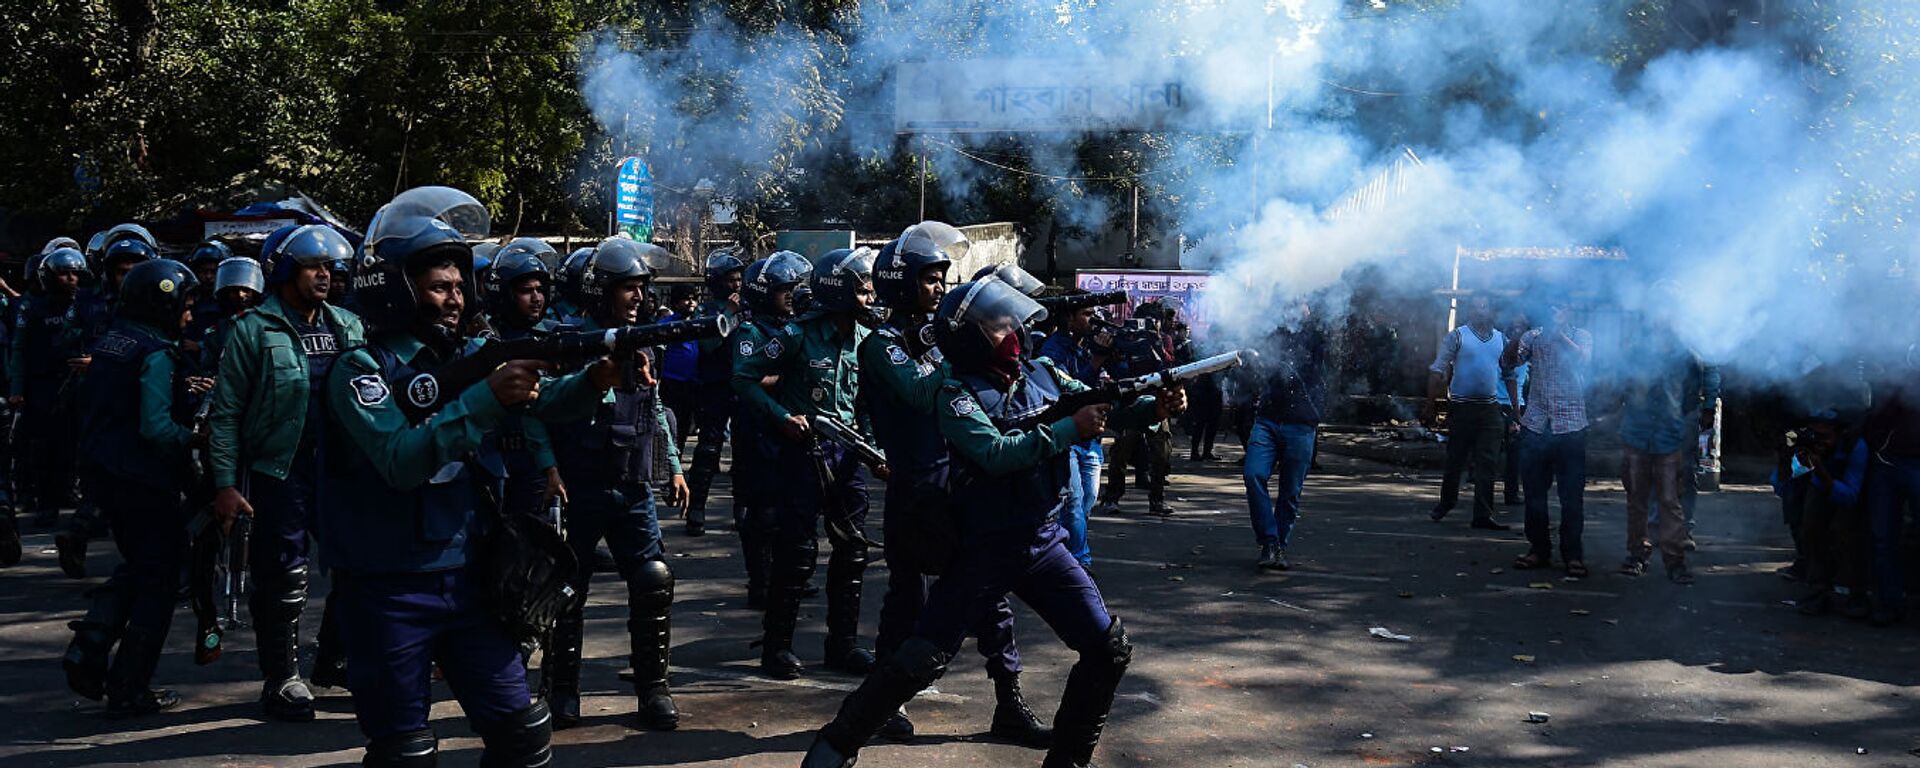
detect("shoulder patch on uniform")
[738,339,755,357]
[406,373,441,409]
[351,374,390,407]
[950,394,979,417]
[886,344,910,366]
[765,338,785,358]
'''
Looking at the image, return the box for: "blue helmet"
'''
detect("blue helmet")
[581,238,664,320]
[472,242,500,275]
[41,237,80,256]
[555,247,595,309]
[873,234,952,310]
[115,259,200,333]
[971,263,1046,297]
[741,251,812,317]
[811,247,877,315]
[188,240,235,269]
[934,276,1049,374]
[482,239,555,320]
[263,224,354,287]
[704,248,747,294]
[38,247,90,289]
[214,257,266,299]
[352,186,490,330]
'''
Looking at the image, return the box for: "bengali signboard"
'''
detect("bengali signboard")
[1073,269,1210,330]
[895,59,1194,134]
[615,157,654,240]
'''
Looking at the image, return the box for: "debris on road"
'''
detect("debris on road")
[1397,591,1414,598]
[1527,712,1552,723]
[1529,582,1554,590]
[1513,654,1536,663]
[1369,627,1413,642]
[1570,609,1591,616]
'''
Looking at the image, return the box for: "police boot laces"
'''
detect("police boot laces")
[992,675,1054,747]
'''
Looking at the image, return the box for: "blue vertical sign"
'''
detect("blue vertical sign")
[615,157,654,240]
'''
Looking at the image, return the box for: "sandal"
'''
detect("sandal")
[1565,560,1589,579]
[1513,553,1550,570]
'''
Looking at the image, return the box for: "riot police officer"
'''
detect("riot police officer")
[55,233,161,576]
[205,223,363,721]
[802,275,1182,768]
[735,248,878,679]
[682,249,747,537]
[542,236,690,731]
[62,258,204,715]
[10,248,87,532]
[199,256,265,371]
[863,232,1050,746]
[481,238,567,521]
[0,242,67,568]
[313,186,613,766]
[1098,309,1176,516]
[184,240,233,350]
[548,246,594,327]
[728,252,812,609]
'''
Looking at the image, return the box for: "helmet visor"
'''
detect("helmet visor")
[900,221,969,263]
[275,225,355,268]
[366,186,491,252]
[952,276,1047,336]
[976,263,1044,297]
[214,257,266,294]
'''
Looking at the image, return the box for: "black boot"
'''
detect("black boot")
[254,566,315,721]
[476,702,552,768]
[0,506,20,568]
[53,527,87,579]
[105,626,180,716]
[543,607,585,730]
[1043,618,1133,768]
[627,560,678,731]
[761,536,815,679]
[823,541,874,674]
[739,505,773,609]
[990,673,1054,748]
[811,637,951,765]
[364,729,438,767]
[310,595,348,689]
[64,582,131,700]
[877,707,915,741]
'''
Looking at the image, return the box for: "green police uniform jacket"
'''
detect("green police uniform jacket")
[206,295,367,489]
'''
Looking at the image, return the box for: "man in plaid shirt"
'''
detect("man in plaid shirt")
[1505,300,1593,578]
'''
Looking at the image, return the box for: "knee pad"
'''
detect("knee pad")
[363,729,438,767]
[627,559,674,611]
[476,701,553,768]
[879,636,951,690]
[1081,616,1133,671]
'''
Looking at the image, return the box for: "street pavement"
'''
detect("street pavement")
[1,443,1915,767]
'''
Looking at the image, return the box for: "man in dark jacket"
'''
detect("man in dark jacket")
[1244,314,1327,572]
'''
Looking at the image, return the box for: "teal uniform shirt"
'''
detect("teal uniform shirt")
[568,317,683,476]
[732,314,867,429]
[937,358,1159,477]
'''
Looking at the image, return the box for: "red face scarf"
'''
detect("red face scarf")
[988,331,1023,384]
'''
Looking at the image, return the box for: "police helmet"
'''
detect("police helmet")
[555,247,595,308]
[811,247,877,315]
[741,250,812,317]
[900,221,970,263]
[41,237,80,256]
[971,263,1046,297]
[39,247,90,288]
[84,231,108,263]
[102,222,158,250]
[22,253,46,295]
[581,237,662,314]
[874,236,952,310]
[933,276,1048,374]
[214,256,266,299]
[482,240,554,319]
[472,242,500,272]
[704,248,747,294]
[116,259,200,333]
[102,238,159,274]
[263,224,353,287]
[353,186,490,330]
[188,240,235,268]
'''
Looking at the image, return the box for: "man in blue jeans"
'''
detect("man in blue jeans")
[1504,301,1594,578]
[1864,372,1920,626]
[1039,300,1112,568]
[1245,319,1327,572]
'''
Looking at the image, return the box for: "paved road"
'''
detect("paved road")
[2,445,1914,767]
